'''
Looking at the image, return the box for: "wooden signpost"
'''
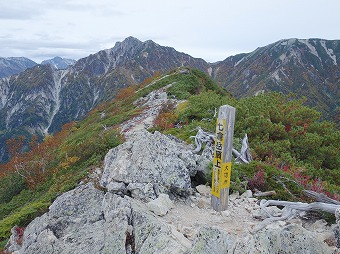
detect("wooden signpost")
[211,105,236,211]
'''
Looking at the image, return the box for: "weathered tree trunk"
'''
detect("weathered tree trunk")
[303,190,340,205]
[253,190,276,197]
[260,199,340,214]
[254,198,340,231]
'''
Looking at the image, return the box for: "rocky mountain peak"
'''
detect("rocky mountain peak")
[41,56,76,70]
[120,36,143,47]
[0,37,339,163]
[212,38,339,121]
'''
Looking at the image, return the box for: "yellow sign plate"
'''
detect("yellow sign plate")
[220,162,231,188]
[211,118,229,197]
[211,158,221,197]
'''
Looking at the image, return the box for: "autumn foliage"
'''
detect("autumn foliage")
[115,86,136,101]
[0,122,75,189]
[139,71,161,88]
[153,101,178,131]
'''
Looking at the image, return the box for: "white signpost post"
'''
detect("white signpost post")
[211,105,236,211]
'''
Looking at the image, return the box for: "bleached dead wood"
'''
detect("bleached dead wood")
[239,134,252,162]
[303,190,340,205]
[191,128,252,164]
[232,148,249,164]
[190,127,215,153]
[254,199,340,231]
[260,199,340,214]
[253,190,277,197]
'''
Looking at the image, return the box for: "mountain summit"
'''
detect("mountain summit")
[0,37,339,162]
[41,56,76,70]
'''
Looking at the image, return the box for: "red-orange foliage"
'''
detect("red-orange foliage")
[154,112,177,131]
[6,135,25,158]
[139,71,161,88]
[248,165,266,191]
[0,122,75,189]
[115,86,136,101]
[15,227,25,245]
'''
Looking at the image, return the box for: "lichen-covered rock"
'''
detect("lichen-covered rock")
[195,143,214,179]
[6,183,192,254]
[100,130,199,199]
[4,226,24,253]
[189,226,237,254]
[147,194,174,216]
[132,201,191,254]
[248,224,334,254]
[12,183,130,254]
[195,185,211,197]
[335,207,340,248]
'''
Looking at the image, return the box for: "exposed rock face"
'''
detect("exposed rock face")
[146,193,174,216]
[248,224,334,254]
[100,130,199,200]
[8,183,191,254]
[0,57,37,78]
[9,183,123,253]
[190,226,236,254]
[7,182,337,254]
[41,56,76,70]
[5,113,338,253]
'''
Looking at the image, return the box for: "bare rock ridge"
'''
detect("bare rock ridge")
[41,56,76,70]
[0,57,37,78]
[5,86,339,253]
[0,37,339,163]
[100,130,199,200]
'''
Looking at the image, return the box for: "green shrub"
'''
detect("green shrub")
[0,197,50,240]
[0,173,26,205]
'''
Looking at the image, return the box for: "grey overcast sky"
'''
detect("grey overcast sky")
[1,0,339,63]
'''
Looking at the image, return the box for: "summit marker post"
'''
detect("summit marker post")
[211,105,235,211]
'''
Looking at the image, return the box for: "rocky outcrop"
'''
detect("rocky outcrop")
[6,183,191,254]
[4,96,339,253]
[6,182,337,254]
[100,130,199,201]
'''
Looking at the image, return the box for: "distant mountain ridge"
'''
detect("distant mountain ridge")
[0,56,76,78]
[211,38,340,120]
[0,57,37,78]
[41,56,76,69]
[0,37,209,161]
[0,36,339,162]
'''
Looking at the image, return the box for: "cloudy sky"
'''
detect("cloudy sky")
[1,0,339,63]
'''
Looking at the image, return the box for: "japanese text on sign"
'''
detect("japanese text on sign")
[211,119,227,197]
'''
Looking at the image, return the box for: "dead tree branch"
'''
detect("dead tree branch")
[254,199,340,231]
[191,128,252,164]
[303,190,340,205]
